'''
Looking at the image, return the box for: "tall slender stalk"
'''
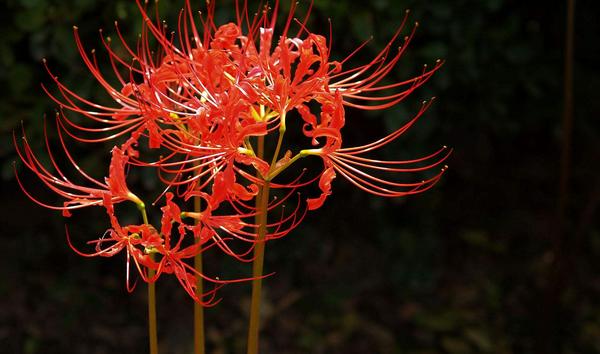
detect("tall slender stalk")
[141,207,159,354]
[247,181,270,354]
[148,266,158,354]
[194,194,206,354]
[246,135,268,354]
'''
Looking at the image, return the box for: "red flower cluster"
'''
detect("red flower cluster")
[15,0,449,303]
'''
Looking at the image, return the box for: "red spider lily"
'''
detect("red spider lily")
[17,0,449,306]
[39,0,447,189]
[180,187,307,253]
[66,193,227,305]
[300,96,451,209]
[14,119,143,217]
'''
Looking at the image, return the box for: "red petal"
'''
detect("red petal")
[307,167,336,210]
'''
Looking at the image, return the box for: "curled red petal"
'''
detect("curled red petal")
[306,166,336,210]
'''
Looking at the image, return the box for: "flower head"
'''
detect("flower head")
[16,0,450,302]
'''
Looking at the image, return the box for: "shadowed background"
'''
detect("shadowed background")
[1,0,599,353]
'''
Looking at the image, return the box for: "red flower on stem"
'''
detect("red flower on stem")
[14,118,143,217]
[16,0,450,307]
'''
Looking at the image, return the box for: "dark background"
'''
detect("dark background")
[1,0,599,353]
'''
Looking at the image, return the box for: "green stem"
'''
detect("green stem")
[139,205,158,354]
[269,112,286,168]
[257,136,265,162]
[266,148,320,181]
[193,193,205,354]
[148,265,158,354]
[247,181,270,354]
[270,132,285,168]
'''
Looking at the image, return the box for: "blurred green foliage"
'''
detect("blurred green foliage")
[1,0,599,353]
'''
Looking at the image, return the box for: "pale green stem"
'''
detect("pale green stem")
[267,148,321,181]
[257,135,265,160]
[269,112,287,168]
[139,204,158,354]
[193,193,205,354]
[147,268,158,354]
[246,126,310,353]
[246,181,270,354]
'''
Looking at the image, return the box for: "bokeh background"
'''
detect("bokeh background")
[1,0,599,353]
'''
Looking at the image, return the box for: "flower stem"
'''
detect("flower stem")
[270,112,287,167]
[257,136,265,161]
[246,180,270,354]
[140,205,158,354]
[148,265,158,354]
[193,193,205,354]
